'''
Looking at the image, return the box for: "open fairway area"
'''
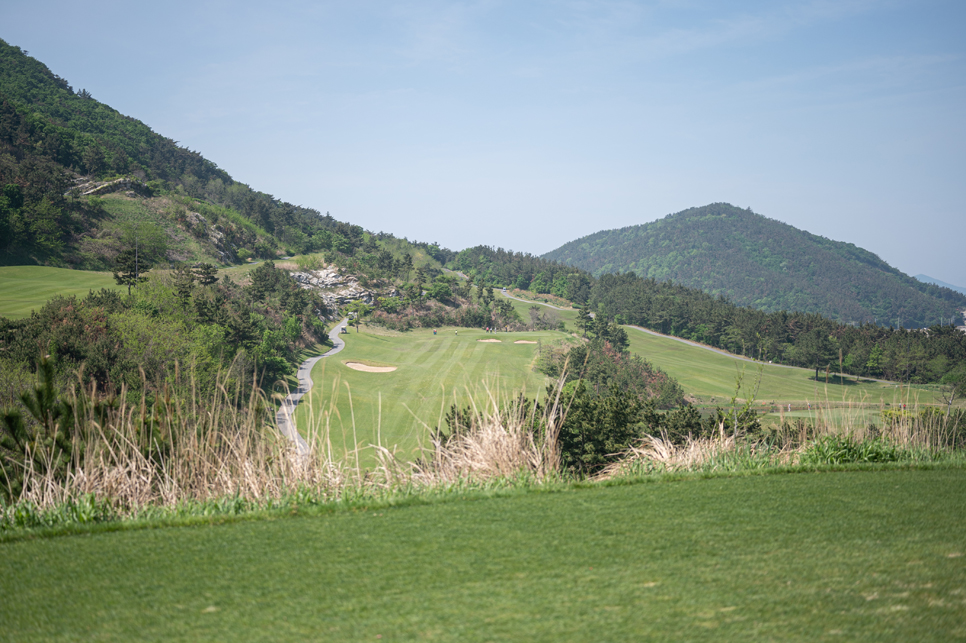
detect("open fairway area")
[2,468,964,641]
[497,291,941,410]
[294,326,563,460]
[622,323,939,407]
[0,265,122,319]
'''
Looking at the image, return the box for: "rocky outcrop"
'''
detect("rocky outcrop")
[292,267,374,312]
[183,211,236,263]
[72,176,149,197]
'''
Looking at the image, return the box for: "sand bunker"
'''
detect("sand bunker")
[477,338,502,343]
[514,340,538,344]
[345,362,397,373]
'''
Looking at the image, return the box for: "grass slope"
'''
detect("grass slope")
[295,326,561,460]
[2,469,964,641]
[0,265,121,319]
[500,292,940,408]
[623,324,940,406]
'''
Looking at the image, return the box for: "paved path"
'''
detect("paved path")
[499,290,572,311]
[275,318,348,453]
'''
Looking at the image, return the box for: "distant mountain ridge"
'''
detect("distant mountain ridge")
[915,274,966,297]
[542,203,966,328]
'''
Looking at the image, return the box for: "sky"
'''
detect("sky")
[2,0,965,286]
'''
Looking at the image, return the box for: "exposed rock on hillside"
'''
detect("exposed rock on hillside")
[292,267,374,312]
[70,176,149,197]
[183,210,236,263]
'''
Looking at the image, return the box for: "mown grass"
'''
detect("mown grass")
[295,326,561,461]
[495,291,937,408]
[620,321,941,406]
[2,468,963,641]
[0,265,122,319]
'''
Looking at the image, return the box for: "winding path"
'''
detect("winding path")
[275,317,348,453]
[499,290,572,311]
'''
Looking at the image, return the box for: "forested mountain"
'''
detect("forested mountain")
[0,38,414,267]
[543,203,966,329]
[449,246,966,386]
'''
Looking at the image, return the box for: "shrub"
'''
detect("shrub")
[800,435,902,465]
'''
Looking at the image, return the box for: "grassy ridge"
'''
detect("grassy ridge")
[2,468,963,641]
[622,324,940,405]
[295,326,561,459]
[0,266,122,319]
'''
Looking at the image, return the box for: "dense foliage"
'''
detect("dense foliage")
[446,245,966,386]
[0,262,329,408]
[0,39,388,265]
[452,246,593,303]
[543,203,966,328]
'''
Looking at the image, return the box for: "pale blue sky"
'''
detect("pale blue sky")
[3,1,964,285]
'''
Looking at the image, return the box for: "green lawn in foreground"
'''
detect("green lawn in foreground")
[0,265,122,319]
[295,326,562,460]
[2,469,964,641]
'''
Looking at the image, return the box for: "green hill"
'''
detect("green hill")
[0,38,399,269]
[916,274,966,297]
[543,203,966,328]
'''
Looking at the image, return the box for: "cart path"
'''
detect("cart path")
[499,290,572,311]
[275,318,348,453]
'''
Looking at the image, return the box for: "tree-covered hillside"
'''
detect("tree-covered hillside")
[0,38,382,267]
[542,203,966,329]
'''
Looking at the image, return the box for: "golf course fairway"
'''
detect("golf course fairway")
[293,326,563,460]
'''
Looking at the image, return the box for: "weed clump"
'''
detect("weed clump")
[800,435,904,465]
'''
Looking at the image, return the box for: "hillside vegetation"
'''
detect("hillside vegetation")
[543,203,966,329]
[0,38,451,271]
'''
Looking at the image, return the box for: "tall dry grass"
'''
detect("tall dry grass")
[4,359,962,530]
[5,368,569,520]
[599,401,964,479]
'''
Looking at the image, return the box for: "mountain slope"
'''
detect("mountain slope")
[0,38,375,268]
[915,274,966,297]
[543,203,966,328]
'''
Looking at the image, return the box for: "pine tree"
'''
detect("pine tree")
[194,262,219,287]
[113,249,150,295]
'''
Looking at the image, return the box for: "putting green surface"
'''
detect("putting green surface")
[295,327,562,459]
[0,266,122,319]
[2,469,964,641]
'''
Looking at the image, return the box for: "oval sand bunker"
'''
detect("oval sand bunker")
[514,340,538,344]
[477,339,502,343]
[345,362,397,373]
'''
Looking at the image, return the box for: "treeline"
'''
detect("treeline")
[0,261,329,412]
[542,203,966,328]
[452,246,593,303]
[448,245,966,386]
